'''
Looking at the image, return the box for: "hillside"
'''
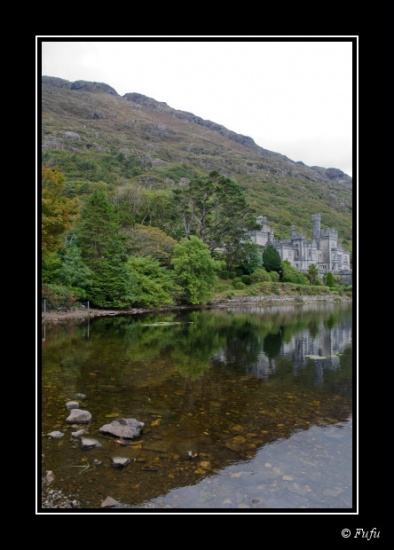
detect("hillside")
[41,76,353,248]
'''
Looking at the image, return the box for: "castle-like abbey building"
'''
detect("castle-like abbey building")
[249,214,351,278]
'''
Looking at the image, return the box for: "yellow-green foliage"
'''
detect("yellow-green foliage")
[171,236,221,305]
[41,166,79,259]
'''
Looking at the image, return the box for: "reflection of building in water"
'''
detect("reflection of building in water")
[283,321,352,370]
[283,319,352,384]
[212,317,352,384]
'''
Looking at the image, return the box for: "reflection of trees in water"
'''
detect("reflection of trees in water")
[43,304,352,387]
[325,314,336,330]
[308,320,319,338]
[263,328,283,359]
[211,321,263,376]
[42,305,353,508]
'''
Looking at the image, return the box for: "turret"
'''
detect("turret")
[312,214,321,241]
[256,215,267,230]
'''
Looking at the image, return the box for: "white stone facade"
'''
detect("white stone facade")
[248,214,351,277]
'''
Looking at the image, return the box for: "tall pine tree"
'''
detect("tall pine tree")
[76,190,135,308]
[59,240,93,300]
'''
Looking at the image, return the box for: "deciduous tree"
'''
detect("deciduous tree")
[281,260,309,284]
[171,236,221,305]
[122,224,177,266]
[307,263,320,285]
[41,166,79,259]
[127,256,175,307]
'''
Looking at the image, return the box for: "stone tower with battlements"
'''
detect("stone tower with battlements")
[249,215,274,247]
[312,214,321,242]
[248,214,351,280]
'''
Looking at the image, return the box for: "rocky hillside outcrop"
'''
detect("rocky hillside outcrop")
[41,76,353,245]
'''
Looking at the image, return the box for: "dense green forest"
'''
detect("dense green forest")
[41,166,351,311]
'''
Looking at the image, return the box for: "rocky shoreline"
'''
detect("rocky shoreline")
[41,483,80,509]
[41,294,351,325]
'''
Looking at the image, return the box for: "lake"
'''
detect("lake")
[40,301,354,511]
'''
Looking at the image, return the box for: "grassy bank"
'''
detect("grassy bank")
[213,278,352,301]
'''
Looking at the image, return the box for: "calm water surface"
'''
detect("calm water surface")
[40,302,353,510]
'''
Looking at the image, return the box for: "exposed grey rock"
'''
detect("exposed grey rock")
[47,431,64,439]
[81,437,102,450]
[42,137,64,149]
[92,109,105,120]
[99,417,144,439]
[123,92,256,147]
[124,92,172,112]
[66,409,92,424]
[101,496,121,508]
[75,393,86,399]
[46,470,55,483]
[42,76,71,89]
[111,456,131,468]
[71,429,85,438]
[64,131,81,141]
[152,158,166,166]
[71,80,118,95]
[66,401,79,410]
[325,167,345,180]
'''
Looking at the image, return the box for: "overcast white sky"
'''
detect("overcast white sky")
[39,37,355,177]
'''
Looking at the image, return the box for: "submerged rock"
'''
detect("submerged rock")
[81,437,102,450]
[46,470,55,483]
[66,409,92,424]
[111,456,131,468]
[99,418,144,439]
[47,431,64,439]
[71,429,85,438]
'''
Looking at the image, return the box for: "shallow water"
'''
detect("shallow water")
[40,302,353,511]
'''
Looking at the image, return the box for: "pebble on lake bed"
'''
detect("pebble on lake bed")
[111,457,131,468]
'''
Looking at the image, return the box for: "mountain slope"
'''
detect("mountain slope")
[41,76,353,247]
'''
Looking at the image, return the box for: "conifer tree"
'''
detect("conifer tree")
[262,244,282,274]
[76,190,135,307]
[172,171,254,252]
[59,241,93,300]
